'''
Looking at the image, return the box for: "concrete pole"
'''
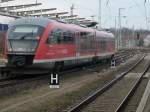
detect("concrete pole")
[114,16,118,50]
[118,8,125,49]
[70,4,74,16]
[98,0,101,29]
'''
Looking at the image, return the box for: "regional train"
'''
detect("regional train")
[3,17,115,73]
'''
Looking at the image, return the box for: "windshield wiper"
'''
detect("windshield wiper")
[19,32,34,40]
[8,39,14,52]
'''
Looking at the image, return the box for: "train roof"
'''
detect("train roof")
[9,17,114,38]
[96,30,114,38]
[10,17,54,27]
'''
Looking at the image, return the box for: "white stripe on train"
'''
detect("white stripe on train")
[33,52,114,63]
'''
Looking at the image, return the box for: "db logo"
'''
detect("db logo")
[49,74,59,88]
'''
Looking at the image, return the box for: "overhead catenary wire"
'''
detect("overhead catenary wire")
[144,2,149,30]
[106,0,110,6]
[131,0,149,29]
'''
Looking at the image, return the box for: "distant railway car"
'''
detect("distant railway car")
[144,35,150,47]
[0,24,8,31]
[4,17,115,72]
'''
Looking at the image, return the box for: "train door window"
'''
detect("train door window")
[100,39,107,52]
[80,32,94,51]
[54,29,63,44]
[80,32,87,51]
[62,30,74,44]
[47,30,57,44]
[87,32,94,50]
[47,28,62,44]
[47,28,74,44]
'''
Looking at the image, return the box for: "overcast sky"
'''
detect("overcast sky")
[0,0,150,29]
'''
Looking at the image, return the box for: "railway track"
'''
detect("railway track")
[0,74,49,88]
[0,51,144,112]
[67,54,149,112]
[0,50,137,88]
[113,49,136,66]
[0,61,110,88]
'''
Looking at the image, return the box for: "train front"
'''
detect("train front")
[6,18,47,67]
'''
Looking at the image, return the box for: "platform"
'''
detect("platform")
[142,76,150,112]
[136,73,150,112]
[143,94,150,112]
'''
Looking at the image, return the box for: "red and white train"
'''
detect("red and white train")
[4,17,115,72]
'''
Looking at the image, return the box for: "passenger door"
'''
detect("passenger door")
[74,32,81,57]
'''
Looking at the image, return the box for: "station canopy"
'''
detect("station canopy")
[31,12,69,17]
[0,3,42,11]
[59,15,78,19]
[0,0,14,3]
[0,0,95,27]
[10,8,57,16]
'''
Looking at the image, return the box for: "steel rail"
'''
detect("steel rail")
[115,59,150,112]
[67,55,145,112]
[0,51,137,88]
[0,60,109,88]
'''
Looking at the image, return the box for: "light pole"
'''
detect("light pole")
[118,8,125,49]
[98,0,101,29]
[91,15,96,21]
[114,16,118,50]
[70,4,75,16]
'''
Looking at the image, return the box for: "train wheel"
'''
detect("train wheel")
[54,62,64,73]
[1,71,8,79]
[92,57,98,65]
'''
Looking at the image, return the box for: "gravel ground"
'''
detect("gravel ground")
[81,78,138,112]
[0,72,100,112]
[143,93,150,112]
[0,62,109,99]
[0,54,142,112]
[131,59,148,73]
[80,58,149,112]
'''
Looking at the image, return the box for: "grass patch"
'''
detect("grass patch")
[25,56,140,112]
[4,55,140,112]
[12,76,112,112]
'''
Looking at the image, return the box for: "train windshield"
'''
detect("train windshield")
[7,25,45,53]
[8,25,44,39]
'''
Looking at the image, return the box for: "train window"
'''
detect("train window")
[80,32,95,51]
[100,40,107,52]
[62,31,74,44]
[80,32,87,37]
[13,26,38,33]
[47,30,59,44]
[47,28,74,44]
[47,34,57,44]
[8,25,45,39]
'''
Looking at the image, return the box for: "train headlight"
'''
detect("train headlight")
[30,49,35,51]
[36,36,40,40]
[15,48,35,52]
[8,48,12,51]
